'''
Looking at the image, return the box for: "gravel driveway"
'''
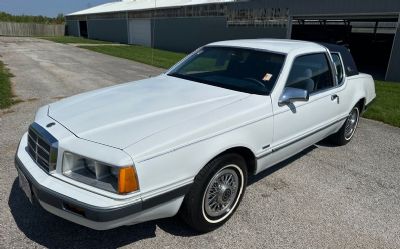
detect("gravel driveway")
[0,37,399,249]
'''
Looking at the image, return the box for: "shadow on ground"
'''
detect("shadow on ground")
[8,179,200,249]
[248,145,318,186]
[9,145,318,248]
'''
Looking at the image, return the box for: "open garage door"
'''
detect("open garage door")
[79,21,88,38]
[291,15,398,80]
[128,19,152,47]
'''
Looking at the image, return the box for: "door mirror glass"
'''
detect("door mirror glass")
[279,87,309,106]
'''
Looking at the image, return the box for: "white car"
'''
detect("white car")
[15,39,376,232]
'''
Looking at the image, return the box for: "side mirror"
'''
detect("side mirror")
[278,87,309,106]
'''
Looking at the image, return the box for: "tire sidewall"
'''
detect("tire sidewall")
[184,153,248,232]
[201,163,245,224]
[344,106,360,142]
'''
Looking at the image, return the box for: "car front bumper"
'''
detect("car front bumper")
[15,156,144,222]
[14,133,191,230]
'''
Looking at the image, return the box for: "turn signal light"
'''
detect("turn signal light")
[118,167,139,194]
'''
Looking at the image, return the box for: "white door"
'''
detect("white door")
[262,53,344,169]
[128,19,151,46]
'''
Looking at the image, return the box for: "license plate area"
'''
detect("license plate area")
[18,170,32,203]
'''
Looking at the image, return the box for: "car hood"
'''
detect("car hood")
[48,75,249,149]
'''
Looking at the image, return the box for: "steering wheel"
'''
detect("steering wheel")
[243,77,266,88]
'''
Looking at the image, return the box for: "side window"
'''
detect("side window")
[286,53,334,94]
[331,53,345,85]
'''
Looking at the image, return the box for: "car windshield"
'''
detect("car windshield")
[168,46,286,95]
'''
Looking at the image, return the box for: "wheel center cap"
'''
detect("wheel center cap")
[222,189,232,202]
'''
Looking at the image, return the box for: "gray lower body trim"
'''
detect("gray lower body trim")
[257,117,347,159]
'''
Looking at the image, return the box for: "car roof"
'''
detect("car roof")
[318,42,359,76]
[207,39,327,54]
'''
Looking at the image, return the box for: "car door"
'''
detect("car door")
[330,52,351,118]
[263,52,344,167]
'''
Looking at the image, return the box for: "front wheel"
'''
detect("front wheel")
[180,154,247,232]
[330,105,360,145]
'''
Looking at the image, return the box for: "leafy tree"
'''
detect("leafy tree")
[0,12,65,24]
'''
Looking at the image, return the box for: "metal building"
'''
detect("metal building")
[66,0,400,82]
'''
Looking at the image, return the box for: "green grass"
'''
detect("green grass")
[363,81,400,127]
[79,45,186,69]
[41,36,113,44]
[0,61,15,109]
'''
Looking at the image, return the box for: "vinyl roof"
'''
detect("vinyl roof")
[68,0,235,16]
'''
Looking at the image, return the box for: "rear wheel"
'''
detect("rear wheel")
[180,153,247,232]
[330,105,360,145]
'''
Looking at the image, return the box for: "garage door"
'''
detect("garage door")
[128,19,151,46]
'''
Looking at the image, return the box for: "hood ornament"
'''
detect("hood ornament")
[46,122,56,128]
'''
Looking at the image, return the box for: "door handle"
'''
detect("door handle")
[331,94,339,103]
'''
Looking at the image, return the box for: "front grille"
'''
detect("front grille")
[27,123,58,172]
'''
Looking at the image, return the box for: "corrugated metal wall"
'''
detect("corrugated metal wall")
[87,19,128,43]
[66,20,79,36]
[153,17,287,52]
[240,0,400,15]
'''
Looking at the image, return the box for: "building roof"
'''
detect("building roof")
[68,0,235,16]
[207,39,327,54]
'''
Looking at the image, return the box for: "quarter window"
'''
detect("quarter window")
[331,53,345,84]
[286,53,334,93]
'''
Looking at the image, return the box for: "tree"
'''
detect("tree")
[0,11,65,24]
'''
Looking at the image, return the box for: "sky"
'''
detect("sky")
[0,0,117,17]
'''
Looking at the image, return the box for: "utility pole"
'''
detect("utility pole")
[151,0,157,67]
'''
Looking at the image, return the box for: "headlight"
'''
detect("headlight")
[62,152,139,194]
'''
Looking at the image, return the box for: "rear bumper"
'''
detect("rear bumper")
[14,134,191,230]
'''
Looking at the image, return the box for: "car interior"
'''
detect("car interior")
[286,53,334,94]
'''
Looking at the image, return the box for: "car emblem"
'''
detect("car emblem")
[46,122,56,128]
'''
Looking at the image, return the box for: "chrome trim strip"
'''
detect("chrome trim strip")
[35,152,50,165]
[28,134,50,156]
[30,122,58,145]
[35,142,50,156]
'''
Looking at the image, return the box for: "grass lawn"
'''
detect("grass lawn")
[41,36,113,44]
[363,81,400,128]
[0,61,15,109]
[79,45,186,69]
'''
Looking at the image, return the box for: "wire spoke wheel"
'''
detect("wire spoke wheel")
[181,154,247,232]
[202,164,244,223]
[344,107,360,140]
